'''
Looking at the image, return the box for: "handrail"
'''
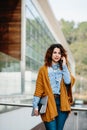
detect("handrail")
[0,102,87,111]
[0,102,32,107]
[71,106,87,111]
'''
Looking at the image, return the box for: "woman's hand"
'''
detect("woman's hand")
[34,108,39,116]
[61,56,66,65]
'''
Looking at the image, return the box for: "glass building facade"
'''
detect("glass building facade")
[25,0,56,95]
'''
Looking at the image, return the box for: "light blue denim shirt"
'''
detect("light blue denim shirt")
[48,64,70,94]
[33,64,71,109]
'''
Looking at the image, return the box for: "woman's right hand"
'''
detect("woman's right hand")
[34,108,39,116]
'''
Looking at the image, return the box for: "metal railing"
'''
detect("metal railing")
[0,102,87,113]
[0,102,33,107]
[71,106,87,111]
[0,102,87,111]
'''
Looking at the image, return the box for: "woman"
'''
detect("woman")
[32,44,75,130]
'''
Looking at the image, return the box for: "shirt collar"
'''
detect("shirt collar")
[52,63,59,70]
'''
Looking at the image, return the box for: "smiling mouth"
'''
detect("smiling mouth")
[55,58,59,60]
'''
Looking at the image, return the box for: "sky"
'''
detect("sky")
[48,0,87,23]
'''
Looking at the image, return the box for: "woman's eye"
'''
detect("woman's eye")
[53,51,61,55]
[53,52,56,54]
[58,52,61,55]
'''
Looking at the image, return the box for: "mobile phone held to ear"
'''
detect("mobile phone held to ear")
[60,59,63,64]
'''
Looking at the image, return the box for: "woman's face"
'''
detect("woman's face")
[52,47,61,64]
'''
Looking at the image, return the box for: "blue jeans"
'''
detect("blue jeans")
[44,97,69,130]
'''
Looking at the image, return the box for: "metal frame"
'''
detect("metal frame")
[21,0,26,93]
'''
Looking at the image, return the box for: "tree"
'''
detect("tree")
[60,19,76,44]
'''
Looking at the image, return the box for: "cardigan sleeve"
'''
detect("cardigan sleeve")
[34,67,44,97]
[60,74,75,111]
[67,74,75,104]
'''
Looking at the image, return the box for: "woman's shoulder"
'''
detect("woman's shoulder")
[39,65,47,72]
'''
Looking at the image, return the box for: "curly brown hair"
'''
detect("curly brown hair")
[44,44,68,70]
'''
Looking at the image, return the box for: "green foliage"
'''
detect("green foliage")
[61,19,87,44]
[61,19,87,79]
[61,19,76,44]
[69,41,87,78]
[75,22,87,41]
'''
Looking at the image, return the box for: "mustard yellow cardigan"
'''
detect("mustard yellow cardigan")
[34,65,75,122]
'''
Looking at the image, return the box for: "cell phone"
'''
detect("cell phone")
[60,59,63,64]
